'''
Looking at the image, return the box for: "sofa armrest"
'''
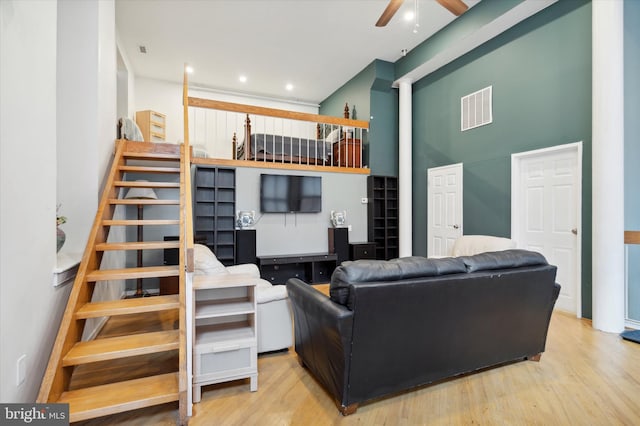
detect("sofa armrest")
[256,279,288,303]
[226,263,260,277]
[286,278,354,406]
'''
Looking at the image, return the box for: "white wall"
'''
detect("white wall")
[0,0,70,403]
[236,168,368,256]
[134,76,320,148]
[0,0,121,402]
[134,78,185,143]
[57,0,98,255]
[115,32,136,120]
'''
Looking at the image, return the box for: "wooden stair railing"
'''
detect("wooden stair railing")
[38,139,191,424]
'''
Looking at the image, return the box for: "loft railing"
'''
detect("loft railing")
[183,76,369,171]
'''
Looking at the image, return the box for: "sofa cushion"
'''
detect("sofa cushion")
[193,244,229,275]
[329,256,467,306]
[461,249,548,273]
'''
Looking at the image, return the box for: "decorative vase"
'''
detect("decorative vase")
[56,226,66,253]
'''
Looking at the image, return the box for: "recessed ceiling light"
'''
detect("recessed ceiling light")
[285,83,294,91]
[185,66,194,74]
[239,75,247,83]
[404,10,415,21]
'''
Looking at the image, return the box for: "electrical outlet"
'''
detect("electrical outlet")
[17,354,26,386]
[361,197,368,204]
[348,225,352,231]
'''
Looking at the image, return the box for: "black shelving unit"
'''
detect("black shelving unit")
[258,253,338,285]
[193,166,236,265]
[367,175,399,260]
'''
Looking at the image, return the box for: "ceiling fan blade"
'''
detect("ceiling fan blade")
[436,0,469,16]
[376,0,405,27]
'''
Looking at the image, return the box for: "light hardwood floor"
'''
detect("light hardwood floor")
[74,291,640,426]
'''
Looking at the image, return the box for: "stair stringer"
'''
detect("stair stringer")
[37,139,192,425]
[38,139,128,403]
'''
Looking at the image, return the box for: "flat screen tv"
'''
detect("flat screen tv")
[260,174,322,213]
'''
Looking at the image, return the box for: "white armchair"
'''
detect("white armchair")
[194,245,293,353]
[451,235,516,257]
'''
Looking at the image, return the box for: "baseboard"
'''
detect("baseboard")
[624,319,640,330]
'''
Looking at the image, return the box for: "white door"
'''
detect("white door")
[512,143,582,315]
[428,163,463,257]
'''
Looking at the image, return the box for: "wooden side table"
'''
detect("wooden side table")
[333,137,361,168]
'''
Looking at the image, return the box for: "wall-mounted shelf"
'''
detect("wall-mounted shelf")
[52,252,82,287]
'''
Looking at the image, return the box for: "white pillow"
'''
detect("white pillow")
[325,128,341,143]
[193,244,229,275]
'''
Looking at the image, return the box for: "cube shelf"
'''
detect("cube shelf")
[193,166,236,265]
[367,175,399,260]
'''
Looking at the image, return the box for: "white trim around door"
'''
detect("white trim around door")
[511,142,583,318]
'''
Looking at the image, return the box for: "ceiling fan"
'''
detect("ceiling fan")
[376,0,469,27]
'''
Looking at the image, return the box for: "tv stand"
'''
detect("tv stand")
[258,252,337,285]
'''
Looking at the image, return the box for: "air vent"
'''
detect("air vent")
[138,45,147,54]
[461,86,492,131]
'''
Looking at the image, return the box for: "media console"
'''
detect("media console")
[258,252,338,285]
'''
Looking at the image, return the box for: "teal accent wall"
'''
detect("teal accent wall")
[320,61,375,121]
[370,61,399,177]
[411,1,593,316]
[625,0,640,322]
[320,60,399,176]
[395,0,525,78]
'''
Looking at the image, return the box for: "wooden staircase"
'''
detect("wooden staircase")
[38,140,192,424]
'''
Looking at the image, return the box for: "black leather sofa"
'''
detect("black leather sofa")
[286,249,560,415]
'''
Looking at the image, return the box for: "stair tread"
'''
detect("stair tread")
[86,265,179,281]
[109,199,180,205]
[119,165,180,173]
[59,372,179,423]
[103,219,180,226]
[114,181,180,188]
[76,295,180,319]
[96,241,181,251]
[122,152,180,160]
[63,330,179,366]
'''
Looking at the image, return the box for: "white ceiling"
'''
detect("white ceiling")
[115,0,480,105]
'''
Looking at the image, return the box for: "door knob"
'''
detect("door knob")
[571,228,578,235]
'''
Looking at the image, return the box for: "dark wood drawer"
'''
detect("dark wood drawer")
[349,243,377,260]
